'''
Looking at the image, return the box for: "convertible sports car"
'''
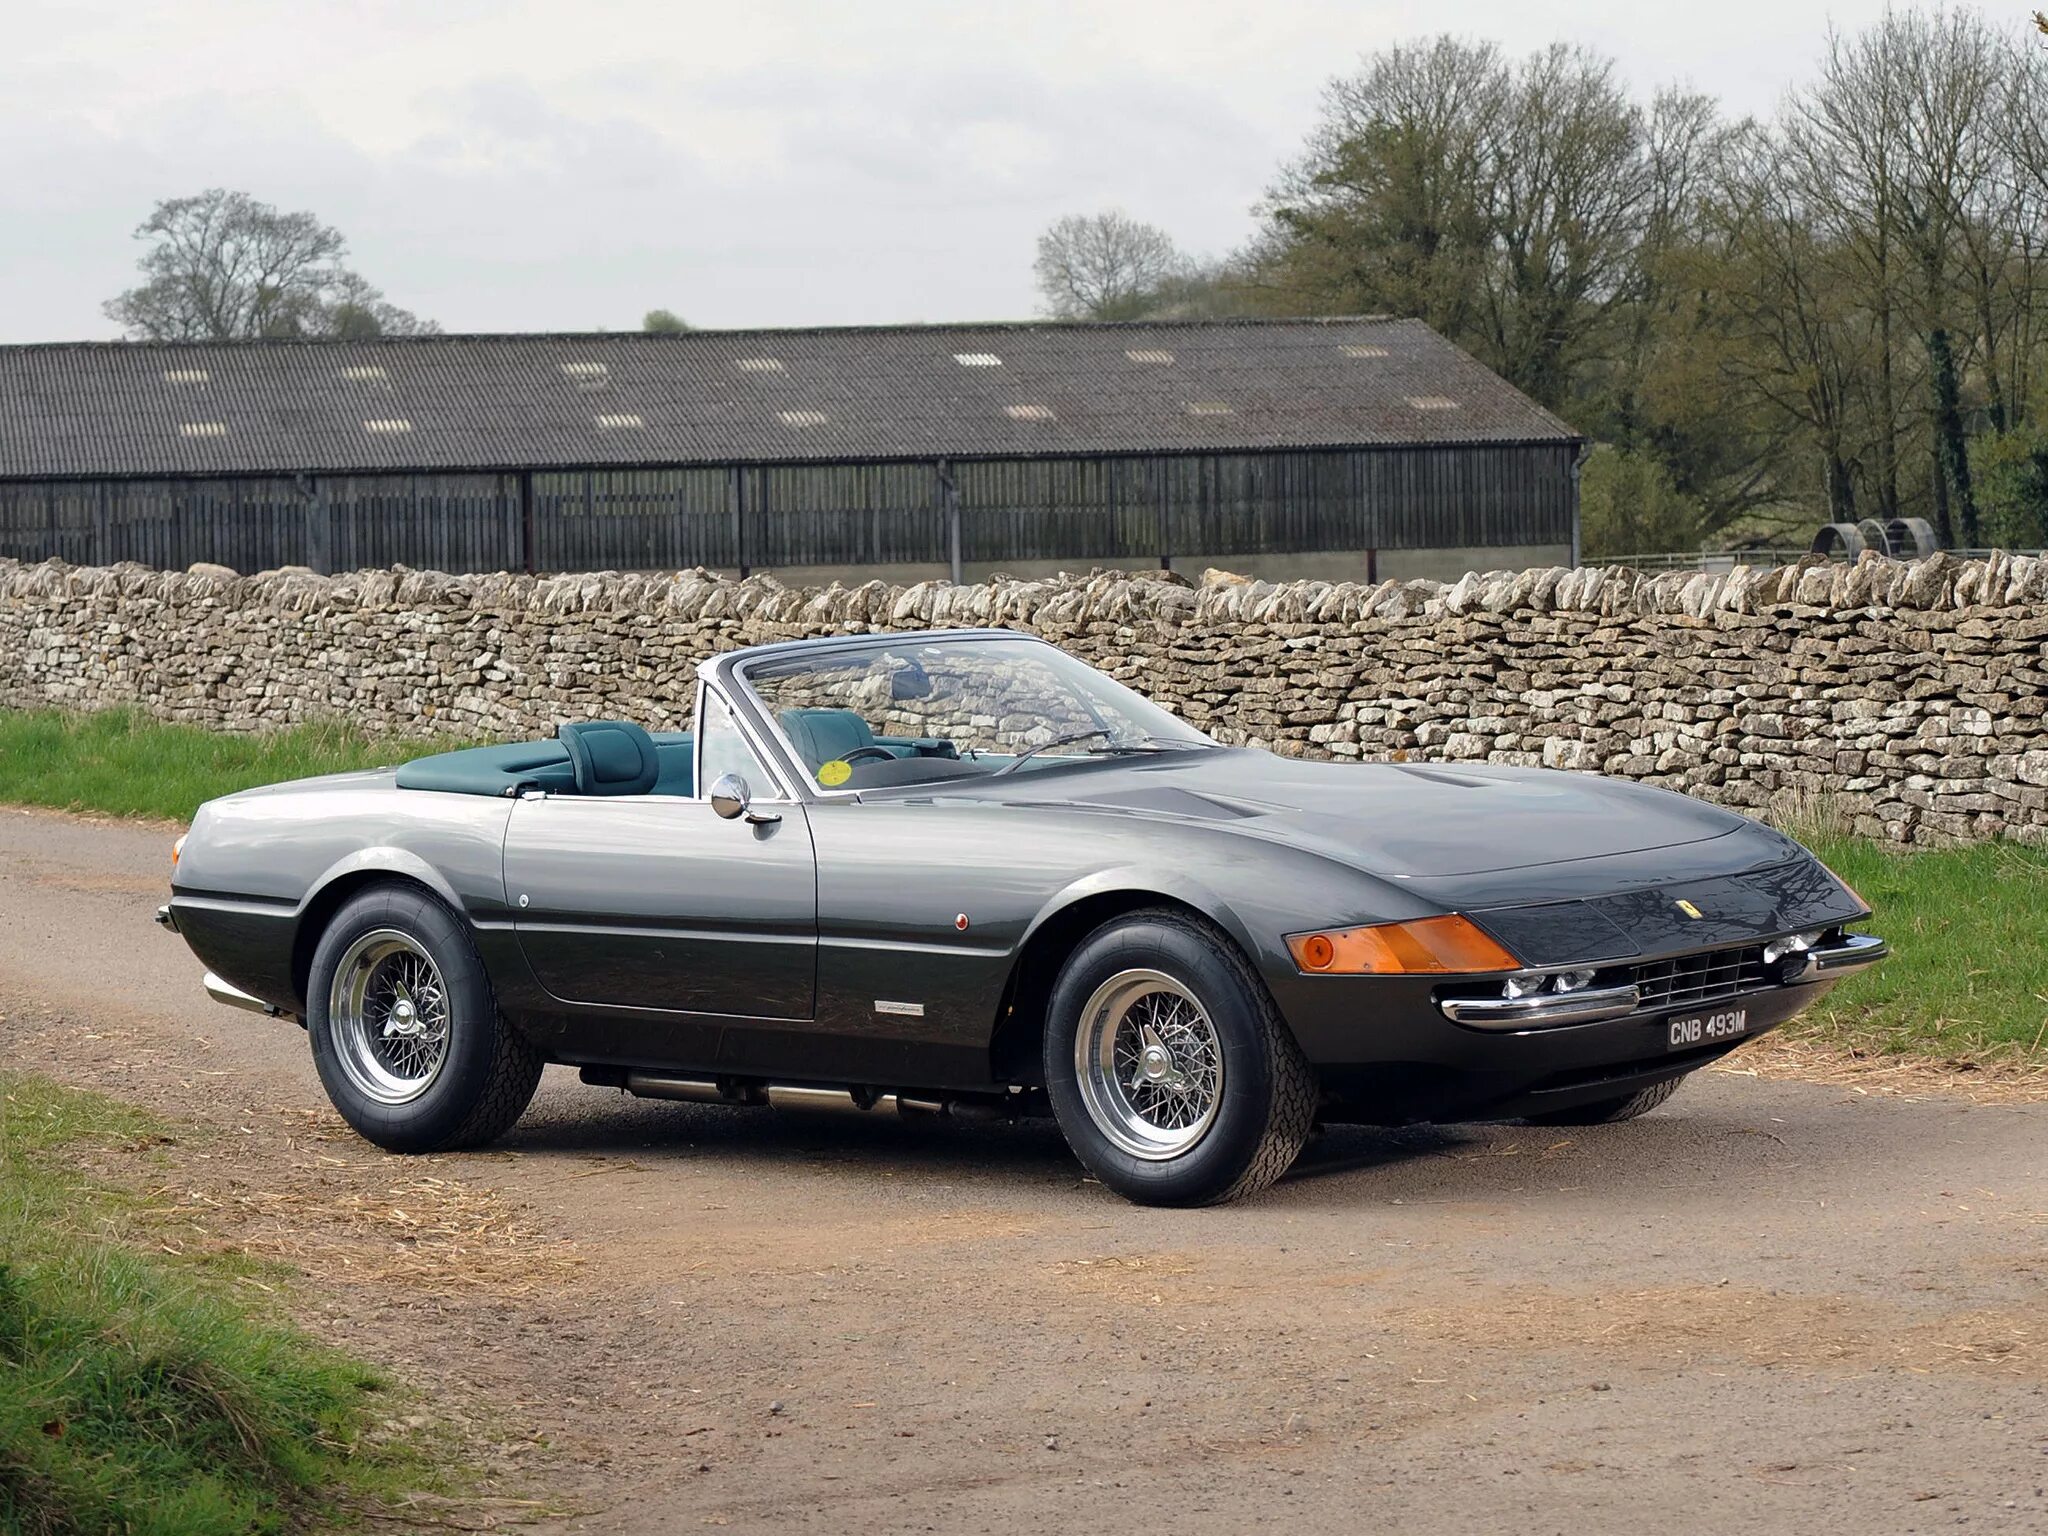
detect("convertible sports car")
[159,628,1887,1205]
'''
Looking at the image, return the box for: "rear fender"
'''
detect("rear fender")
[284,847,488,1012]
[300,845,470,922]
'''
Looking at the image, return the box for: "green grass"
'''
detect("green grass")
[1795,832,2048,1063]
[0,710,475,823]
[0,1074,445,1536]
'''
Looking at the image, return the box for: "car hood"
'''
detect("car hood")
[919,749,1748,880]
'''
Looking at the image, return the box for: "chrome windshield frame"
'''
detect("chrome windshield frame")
[700,628,1208,805]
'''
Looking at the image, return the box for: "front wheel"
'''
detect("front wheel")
[1042,909,1316,1206]
[307,884,543,1153]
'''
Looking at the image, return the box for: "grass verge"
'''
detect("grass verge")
[0,1073,446,1536]
[0,709,470,824]
[1792,831,2048,1065]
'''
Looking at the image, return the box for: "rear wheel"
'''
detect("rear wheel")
[1043,909,1315,1206]
[1524,1073,1686,1126]
[307,884,542,1153]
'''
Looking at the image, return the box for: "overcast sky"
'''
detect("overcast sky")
[7,0,1908,344]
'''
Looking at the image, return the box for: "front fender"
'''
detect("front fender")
[1024,831,1445,980]
[1022,862,1270,973]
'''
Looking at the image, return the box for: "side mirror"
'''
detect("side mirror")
[709,772,751,819]
[709,772,780,826]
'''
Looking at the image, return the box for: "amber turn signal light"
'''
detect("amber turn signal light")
[1286,915,1521,976]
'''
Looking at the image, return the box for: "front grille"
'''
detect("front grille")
[1630,944,1771,1010]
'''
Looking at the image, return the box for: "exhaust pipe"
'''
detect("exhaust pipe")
[764,1085,880,1115]
[203,971,289,1018]
[895,1094,1012,1123]
[622,1073,733,1105]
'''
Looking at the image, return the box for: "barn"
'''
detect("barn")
[0,318,1583,582]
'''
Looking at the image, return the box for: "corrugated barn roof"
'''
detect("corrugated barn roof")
[0,317,1579,481]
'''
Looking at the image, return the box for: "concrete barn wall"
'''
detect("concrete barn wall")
[3,551,2046,846]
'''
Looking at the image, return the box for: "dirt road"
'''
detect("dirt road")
[3,804,2045,1534]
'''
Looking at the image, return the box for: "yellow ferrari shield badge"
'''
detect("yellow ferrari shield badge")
[817,759,853,787]
[1675,898,1703,919]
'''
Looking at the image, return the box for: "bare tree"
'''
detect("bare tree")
[1256,36,1507,337]
[1251,38,1645,412]
[104,189,435,341]
[1479,44,1649,407]
[1790,12,2014,546]
[1033,211,1189,321]
[1715,130,1877,525]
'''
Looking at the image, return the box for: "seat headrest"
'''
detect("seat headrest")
[555,720,660,796]
[779,708,876,767]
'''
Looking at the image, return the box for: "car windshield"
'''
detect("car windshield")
[738,636,1217,792]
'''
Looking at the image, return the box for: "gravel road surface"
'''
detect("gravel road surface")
[2,805,2044,1534]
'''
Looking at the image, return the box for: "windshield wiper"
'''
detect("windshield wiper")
[994,729,1113,774]
[996,732,1215,775]
[1092,736,1222,752]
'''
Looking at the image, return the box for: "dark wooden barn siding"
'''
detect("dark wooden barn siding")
[0,444,1575,575]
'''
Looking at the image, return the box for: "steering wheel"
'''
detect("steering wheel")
[836,745,898,765]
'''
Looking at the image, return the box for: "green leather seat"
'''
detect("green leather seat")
[557,720,660,797]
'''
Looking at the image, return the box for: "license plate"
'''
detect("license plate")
[1667,1008,1750,1051]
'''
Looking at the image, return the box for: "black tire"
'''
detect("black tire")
[306,883,543,1153]
[1524,1073,1686,1127]
[1042,908,1316,1207]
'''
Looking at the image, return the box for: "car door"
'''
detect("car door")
[503,691,817,1022]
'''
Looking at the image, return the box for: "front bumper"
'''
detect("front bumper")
[1437,931,1889,1031]
[1271,929,1887,1126]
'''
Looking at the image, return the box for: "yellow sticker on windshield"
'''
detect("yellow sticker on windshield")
[817,759,853,787]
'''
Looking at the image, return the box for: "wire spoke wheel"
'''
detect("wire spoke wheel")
[1074,968,1225,1160]
[329,928,452,1106]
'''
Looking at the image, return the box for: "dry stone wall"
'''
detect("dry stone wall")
[4,552,2047,845]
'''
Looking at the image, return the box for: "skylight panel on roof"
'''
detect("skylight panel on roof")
[341,365,389,381]
[364,418,414,434]
[1004,403,1055,421]
[559,361,609,393]
[734,357,784,373]
[1406,395,1460,410]
[1125,349,1175,364]
[178,422,227,438]
[778,409,828,428]
[162,369,209,385]
[953,352,1002,367]
[1184,401,1233,417]
[595,413,645,430]
[1341,344,1390,359]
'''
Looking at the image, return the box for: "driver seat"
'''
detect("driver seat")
[779,708,876,768]
[555,719,660,796]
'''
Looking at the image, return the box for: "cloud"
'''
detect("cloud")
[4,0,1883,341]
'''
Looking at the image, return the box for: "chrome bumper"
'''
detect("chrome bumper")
[1439,931,1889,1032]
[204,971,288,1018]
[155,903,178,932]
[1439,984,1641,1029]
[1783,931,1889,981]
